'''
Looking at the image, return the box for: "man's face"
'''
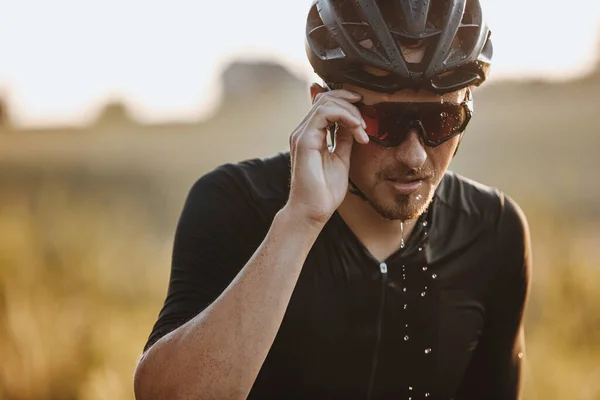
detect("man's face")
[342,84,468,221]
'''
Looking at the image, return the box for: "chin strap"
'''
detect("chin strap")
[348,178,369,202]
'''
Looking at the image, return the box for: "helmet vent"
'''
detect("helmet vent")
[426,0,451,31]
[358,39,374,49]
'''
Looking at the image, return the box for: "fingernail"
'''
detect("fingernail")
[361,119,367,129]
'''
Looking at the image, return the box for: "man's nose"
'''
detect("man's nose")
[393,129,427,170]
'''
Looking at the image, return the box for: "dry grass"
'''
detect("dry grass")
[522,214,600,400]
[0,181,170,400]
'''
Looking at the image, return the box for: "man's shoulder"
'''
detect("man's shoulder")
[436,171,526,227]
[196,152,291,203]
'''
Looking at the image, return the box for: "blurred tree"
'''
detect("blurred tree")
[0,96,12,131]
[92,101,135,130]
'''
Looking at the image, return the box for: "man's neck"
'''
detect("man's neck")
[337,192,419,262]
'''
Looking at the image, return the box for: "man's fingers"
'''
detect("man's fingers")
[312,104,361,132]
[313,89,362,109]
[319,97,365,129]
[290,90,369,157]
[309,104,369,145]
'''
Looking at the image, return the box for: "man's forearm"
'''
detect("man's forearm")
[134,206,324,400]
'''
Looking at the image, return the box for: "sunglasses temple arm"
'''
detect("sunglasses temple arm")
[328,123,338,149]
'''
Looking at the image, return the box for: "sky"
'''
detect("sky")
[0,0,599,127]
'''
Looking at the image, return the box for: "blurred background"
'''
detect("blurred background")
[1,0,599,399]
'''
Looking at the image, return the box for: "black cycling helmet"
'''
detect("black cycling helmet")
[305,0,493,94]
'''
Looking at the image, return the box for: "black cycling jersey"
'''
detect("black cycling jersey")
[144,152,531,400]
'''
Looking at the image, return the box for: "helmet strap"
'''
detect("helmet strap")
[348,178,369,202]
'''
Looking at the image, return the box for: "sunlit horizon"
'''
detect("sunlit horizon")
[1,0,599,128]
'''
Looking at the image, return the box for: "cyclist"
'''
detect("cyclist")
[135,1,531,399]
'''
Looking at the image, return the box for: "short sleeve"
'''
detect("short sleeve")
[143,166,269,353]
[455,193,532,399]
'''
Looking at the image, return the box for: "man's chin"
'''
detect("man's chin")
[370,188,434,221]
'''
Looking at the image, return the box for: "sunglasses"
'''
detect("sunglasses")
[354,90,473,148]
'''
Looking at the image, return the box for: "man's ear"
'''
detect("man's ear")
[310,82,327,103]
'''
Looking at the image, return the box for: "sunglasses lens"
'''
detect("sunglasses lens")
[420,106,467,143]
[358,102,468,146]
[360,104,409,144]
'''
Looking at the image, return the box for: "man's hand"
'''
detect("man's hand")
[287,83,369,225]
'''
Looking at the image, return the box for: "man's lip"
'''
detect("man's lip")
[385,179,424,195]
[386,178,427,183]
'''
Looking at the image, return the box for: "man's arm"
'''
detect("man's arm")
[133,87,369,400]
[134,183,322,400]
[455,194,533,400]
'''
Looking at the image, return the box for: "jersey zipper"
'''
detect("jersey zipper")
[367,262,388,400]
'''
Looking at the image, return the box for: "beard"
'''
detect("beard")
[366,187,435,221]
[350,164,437,221]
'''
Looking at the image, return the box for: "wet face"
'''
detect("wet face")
[342,84,468,221]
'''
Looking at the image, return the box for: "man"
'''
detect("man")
[134,0,531,399]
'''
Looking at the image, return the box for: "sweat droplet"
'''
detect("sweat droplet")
[518,352,524,359]
[423,266,428,271]
[425,348,432,354]
[421,292,426,297]
[404,335,409,341]
[416,194,423,201]
[432,274,437,279]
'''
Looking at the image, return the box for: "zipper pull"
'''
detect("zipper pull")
[379,262,388,280]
